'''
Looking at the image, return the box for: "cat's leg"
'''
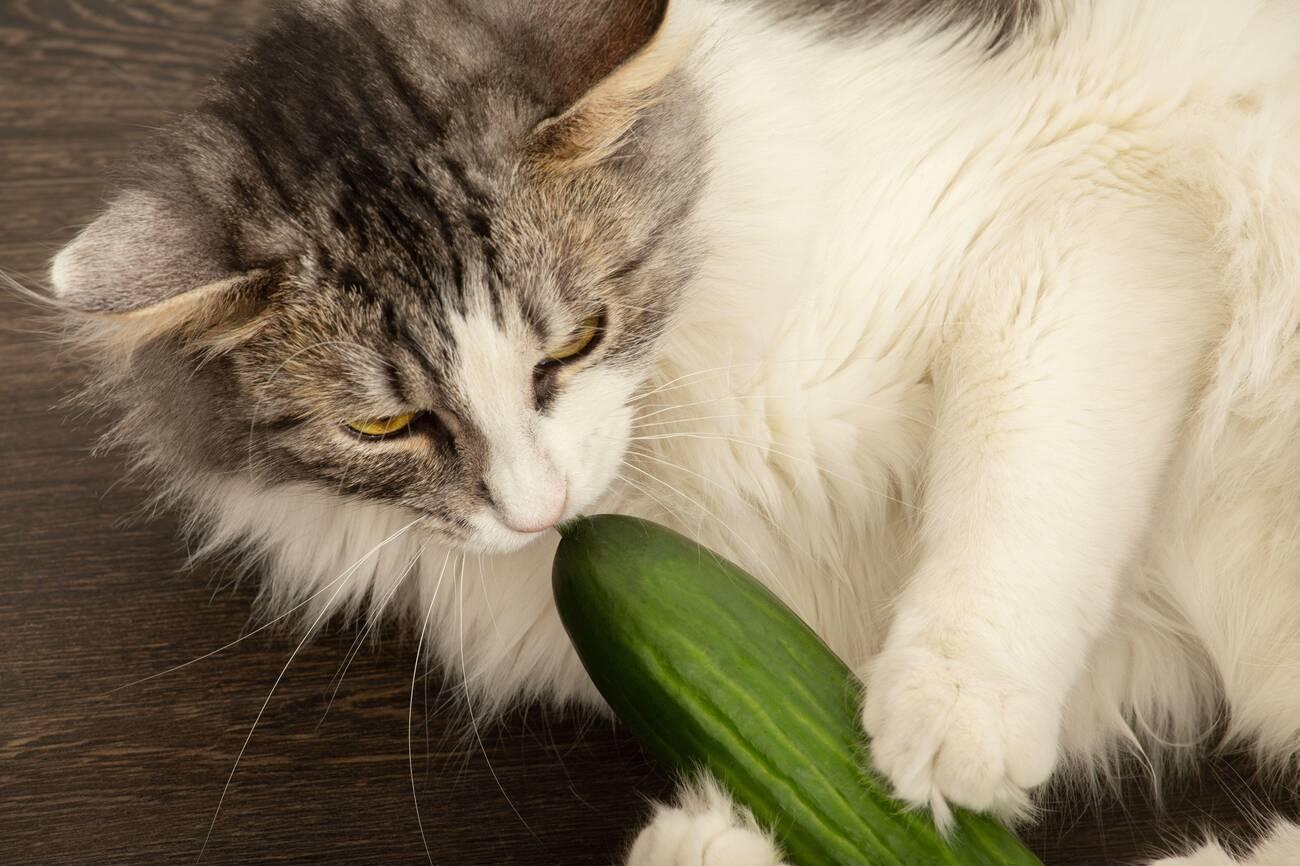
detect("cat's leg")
[625,776,787,866]
[1150,822,1300,866]
[861,230,1216,826]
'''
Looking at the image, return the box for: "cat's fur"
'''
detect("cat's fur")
[48,0,1300,862]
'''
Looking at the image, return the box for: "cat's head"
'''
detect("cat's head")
[49,0,706,553]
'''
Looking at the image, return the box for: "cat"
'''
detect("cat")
[46,0,1300,862]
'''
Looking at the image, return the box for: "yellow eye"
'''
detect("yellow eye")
[547,315,602,362]
[345,412,417,438]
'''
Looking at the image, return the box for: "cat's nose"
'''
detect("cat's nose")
[483,465,568,534]
[498,495,567,534]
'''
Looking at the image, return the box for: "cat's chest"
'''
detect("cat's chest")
[638,278,934,562]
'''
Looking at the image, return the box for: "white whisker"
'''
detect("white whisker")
[318,542,427,728]
[626,430,926,517]
[621,461,794,600]
[197,540,373,863]
[635,355,862,401]
[614,472,682,523]
[475,553,502,642]
[458,554,535,836]
[625,446,838,582]
[607,299,674,316]
[631,397,937,434]
[409,549,454,866]
[114,518,422,695]
[245,339,373,480]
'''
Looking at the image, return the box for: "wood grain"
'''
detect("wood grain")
[0,2,1294,864]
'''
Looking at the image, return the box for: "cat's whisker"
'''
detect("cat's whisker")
[110,517,423,694]
[613,470,766,596]
[621,455,759,535]
[612,425,863,518]
[621,461,795,600]
[457,554,536,836]
[2,322,74,341]
[197,550,361,864]
[421,640,433,791]
[614,472,682,524]
[409,549,454,866]
[333,437,369,502]
[621,431,878,520]
[629,409,934,434]
[631,395,938,433]
[633,393,790,424]
[634,362,760,400]
[624,429,928,517]
[616,465,802,608]
[635,355,863,401]
[475,553,503,642]
[625,446,848,584]
[605,296,675,316]
[245,339,369,481]
[0,265,62,313]
[318,542,427,729]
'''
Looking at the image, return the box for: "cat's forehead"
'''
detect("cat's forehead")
[51,0,696,348]
[172,1,658,322]
[195,11,525,250]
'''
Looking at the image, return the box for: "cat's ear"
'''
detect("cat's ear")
[50,190,266,340]
[521,0,675,107]
[527,0,697,171]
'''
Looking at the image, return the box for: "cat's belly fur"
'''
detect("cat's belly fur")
[641,0,1300,767]
[201,0,1300,774]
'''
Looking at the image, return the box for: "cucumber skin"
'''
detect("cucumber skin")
[553,515,1043,866]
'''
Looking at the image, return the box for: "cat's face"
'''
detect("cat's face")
[212,168,686,553]
[50,0,704,553]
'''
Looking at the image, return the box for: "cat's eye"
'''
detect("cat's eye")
[345,412,417,439]
[546,314,603,363]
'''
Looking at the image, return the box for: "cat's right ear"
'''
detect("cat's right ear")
[525,0,698,172]
[50,190,268,346]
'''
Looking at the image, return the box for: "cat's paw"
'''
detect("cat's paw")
[861,637,1060,828]
[626,777,787,866]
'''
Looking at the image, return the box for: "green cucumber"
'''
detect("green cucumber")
[553,514,1043,866]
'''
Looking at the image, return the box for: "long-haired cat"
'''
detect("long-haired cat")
[47,0,1300,862]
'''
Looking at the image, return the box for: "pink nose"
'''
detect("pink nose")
[496,490,568,534]
[503,515,560,534]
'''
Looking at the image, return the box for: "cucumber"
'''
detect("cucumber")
[553,514,1043,866]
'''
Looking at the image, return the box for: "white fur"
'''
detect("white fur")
[193,1,1300,862]
[453,307,633,543]
[628,785,1300,866]
[1155,824,1300,866]
[626,777,786,866]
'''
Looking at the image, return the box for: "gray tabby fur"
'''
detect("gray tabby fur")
[52,0,713,542]
[47,0,1039,557]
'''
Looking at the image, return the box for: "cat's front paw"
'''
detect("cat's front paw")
[861,637,1060,828]
[627,777,787,866]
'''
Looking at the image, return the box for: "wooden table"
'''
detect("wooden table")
[1,2,1291,863]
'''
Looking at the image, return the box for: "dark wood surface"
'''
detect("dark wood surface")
[1,2,1294,864]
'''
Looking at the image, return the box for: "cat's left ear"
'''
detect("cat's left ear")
[50,190,269,345]
[528,0,698,171]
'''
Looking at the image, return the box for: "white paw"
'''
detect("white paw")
[861,638,1060,828]
[626,777,787,866]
